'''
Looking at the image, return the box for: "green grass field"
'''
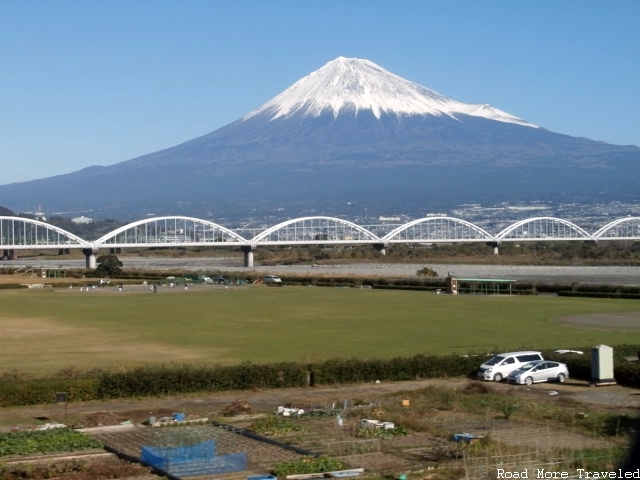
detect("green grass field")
[1,284,639,376]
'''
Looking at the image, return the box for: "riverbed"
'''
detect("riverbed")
[6,256,640,286]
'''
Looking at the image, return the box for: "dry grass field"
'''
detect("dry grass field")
[2,269,640,377]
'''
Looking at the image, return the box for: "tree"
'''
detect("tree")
[94,255,123,277]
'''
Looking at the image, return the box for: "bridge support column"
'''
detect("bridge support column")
[3,249,16,260]
[82,248,98,269]
[241,246,254,268]
[486,241,500,255]
[373,243,387,256]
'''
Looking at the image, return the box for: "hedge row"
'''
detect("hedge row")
[558,291,640,300]
[95,354,483,399]
[0,283,28,290]
[0,355,480,405]
[312,354,481,384]
[96,362,308,398]
[0,379,98,407]
[0,349,638,407]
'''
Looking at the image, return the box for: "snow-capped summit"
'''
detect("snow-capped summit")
[245,56,538,128]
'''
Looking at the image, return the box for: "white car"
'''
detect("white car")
[507,360,569,385]
[263,275,282,284]
[477,351,544,382]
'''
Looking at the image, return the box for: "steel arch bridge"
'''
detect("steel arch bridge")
[3,215,640,268]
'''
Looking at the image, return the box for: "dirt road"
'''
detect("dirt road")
[3,377,638,430]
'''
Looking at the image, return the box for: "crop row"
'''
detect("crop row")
[0,428,102,456]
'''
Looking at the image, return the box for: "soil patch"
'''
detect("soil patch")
[553,311,640,331]
[1,452,157,480]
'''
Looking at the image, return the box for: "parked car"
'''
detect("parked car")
[263,275,282,284]
[476,351,544,382]
[507,360,569,385]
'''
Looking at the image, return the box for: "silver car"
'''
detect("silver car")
[263,275,282,284]
[507,360,569,385]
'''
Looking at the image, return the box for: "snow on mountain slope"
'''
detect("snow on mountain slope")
[245,56,538,128]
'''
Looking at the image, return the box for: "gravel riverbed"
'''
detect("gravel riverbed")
[8,256,640,285]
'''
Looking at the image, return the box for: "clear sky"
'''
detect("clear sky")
[1,1,639,184]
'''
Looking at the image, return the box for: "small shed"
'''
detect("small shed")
[39,267,68,279]
[446,276,516,295]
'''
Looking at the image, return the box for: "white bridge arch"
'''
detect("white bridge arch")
[95,216,248,248]
[0,216,90,250]
[496,217,593,242]
[593,217,640,240]
[382,216,495,243]
[249,216,381,246]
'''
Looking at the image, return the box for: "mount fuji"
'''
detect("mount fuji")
[1,56,639,220]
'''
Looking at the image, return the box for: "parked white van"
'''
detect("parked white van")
[477,351,544,382]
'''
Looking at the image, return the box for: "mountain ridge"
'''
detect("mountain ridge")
[0,56,638,220]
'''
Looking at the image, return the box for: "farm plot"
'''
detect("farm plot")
[0,378,635,479]
[252,411,618,475]
[0,453,158,480]
[87,424,306,474]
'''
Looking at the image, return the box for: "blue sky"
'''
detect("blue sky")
[1,1,639,184]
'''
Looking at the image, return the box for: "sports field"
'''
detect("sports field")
[1,282,639,376]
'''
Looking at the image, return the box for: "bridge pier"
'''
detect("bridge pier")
[241,246,254,268]
[2,249,16,260]
[486,241,500,255]
[373,243,387,256]
[82,248,98,269]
